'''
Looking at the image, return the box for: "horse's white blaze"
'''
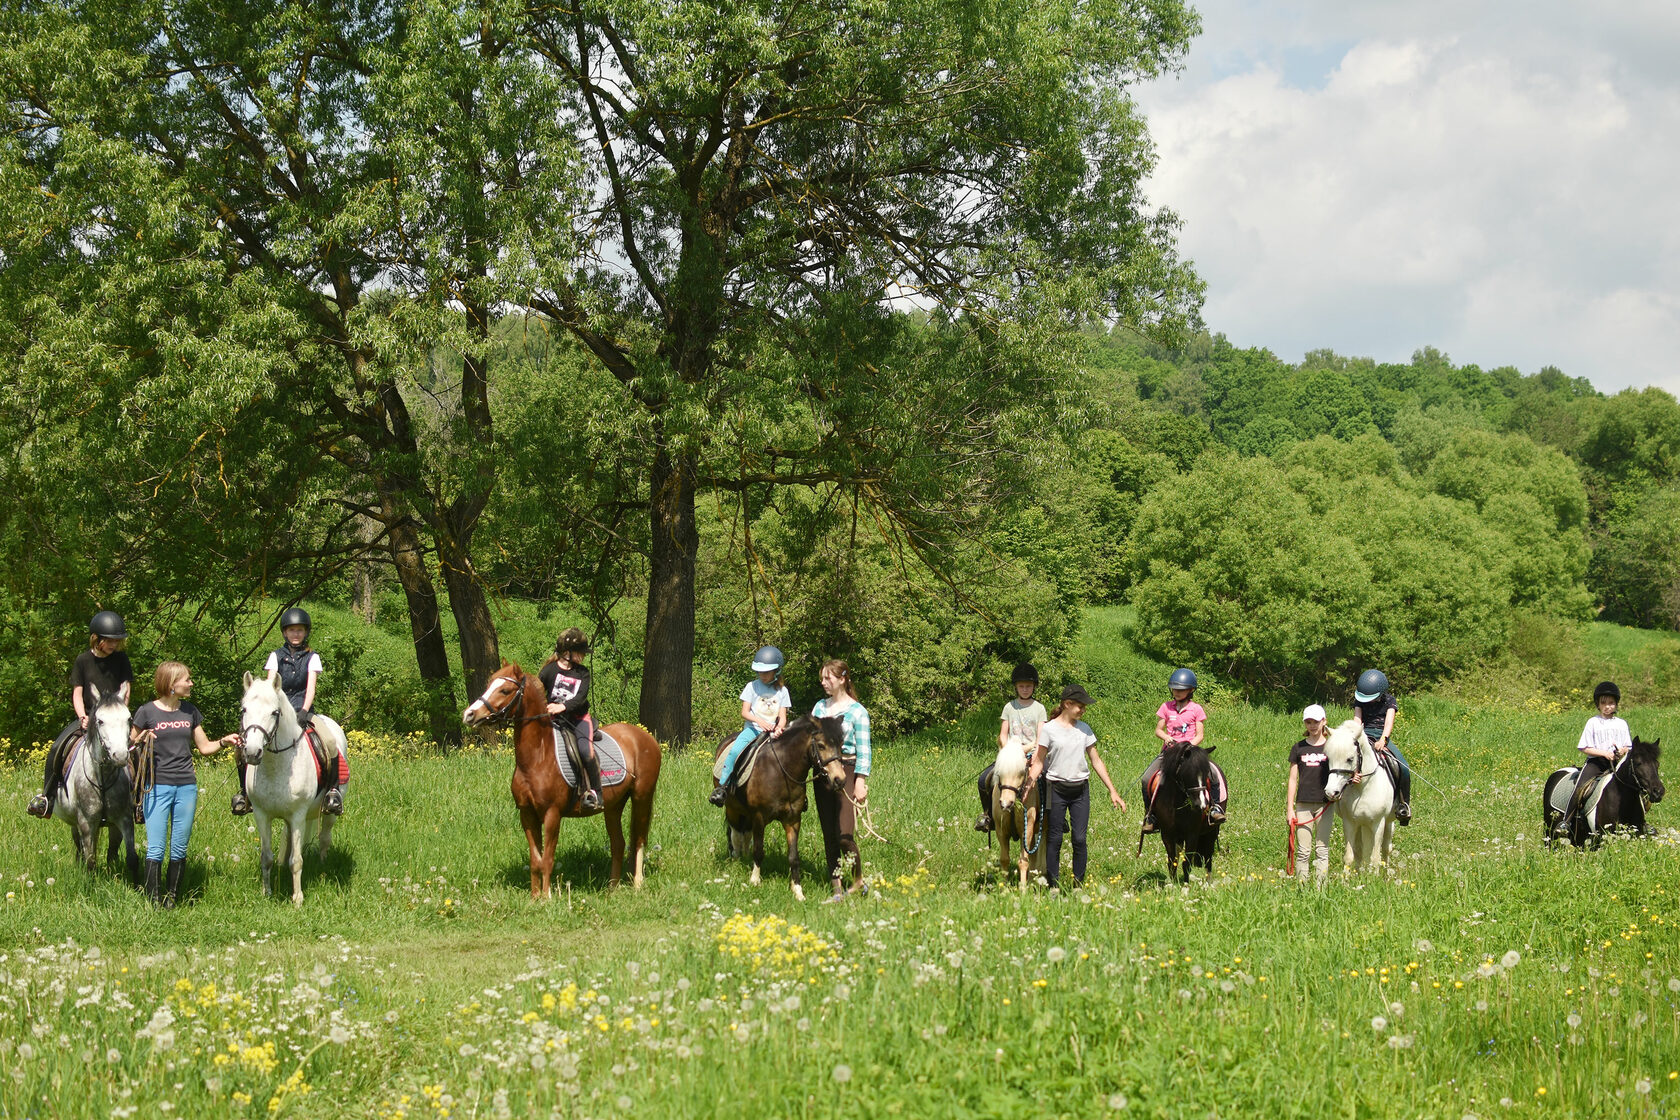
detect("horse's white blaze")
[463,677,516,724]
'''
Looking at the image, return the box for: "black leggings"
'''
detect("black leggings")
[41,720,80,800]
[1044,780,1090,889]
[813,760,859,883]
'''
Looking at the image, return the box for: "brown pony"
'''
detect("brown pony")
[463,662,662,898]
[713,717,847,901]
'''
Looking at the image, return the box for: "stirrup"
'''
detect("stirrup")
[1395,802,1411,825]
[580,789,602,811]
[323,788,343,815]
[974,814,993,832]
[1140,813,1158,835]
[27,793,51,819]
[230,792,252,816]
[1208,806,1227,824]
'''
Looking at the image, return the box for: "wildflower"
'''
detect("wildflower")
[1047,947,1066,964]
[17,1043,33,1061]
[832,1064,853,1084]
[1501,950,1521,969]
[1566,1014,1581,1028]
[1669,978,1680,993]
[1371,1016,1387,1032]
[1388,1002,1404,1018]
[617,1096,633,1111]
[106,1049,121,1063]
[329,1025,351,1045]
[1387,1034,1413,1049]
[1107,1093,1128,1110]
[1635,1079,1651,1096]
[1414,939,1433,953]
[1476,1000,1488,1012]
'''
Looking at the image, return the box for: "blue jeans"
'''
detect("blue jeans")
[1366,728,1411,803]
[143,782,198,863]
[715,726,763,783]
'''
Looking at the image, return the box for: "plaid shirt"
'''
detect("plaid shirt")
[812,697,872,776]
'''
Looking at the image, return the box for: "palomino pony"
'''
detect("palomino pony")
[989,740,1044,890]
[52,684,138,880]
[714,717,846,902]
[1137,741,1223,883]
[463,662,662,898]
[239,673,347,905]
[1322,718,1397,872]
[1543,737,1665,849]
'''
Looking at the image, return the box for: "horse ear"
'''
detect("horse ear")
[88,682,102,706]
[243,670,255,689]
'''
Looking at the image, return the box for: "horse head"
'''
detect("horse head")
[993,740,1030,814]
[1320,719,1368,803]
[239,671,290,766]
[803,716,847,791]
[464,662,530,727]
[1627,737,1665,805]
[1164,741,1214,817]
[85,683,131,768]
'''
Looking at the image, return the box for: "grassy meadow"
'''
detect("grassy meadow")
[2,610,1678,1119]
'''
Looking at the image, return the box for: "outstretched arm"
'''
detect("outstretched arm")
[1088,747,1126,812]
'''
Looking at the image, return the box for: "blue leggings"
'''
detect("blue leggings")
[143,782,198,863]
[716,726,764,783]
[1367,729,1411,802]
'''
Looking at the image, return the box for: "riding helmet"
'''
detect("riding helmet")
[555,627,591,656]
[1592,681,1621,704]
[1354,669,1389,703]
[1168,667,1197,692]
[1010,662,1039,685]
[279,606,312,635]
[751,645,786,674]
[89,610,127,640]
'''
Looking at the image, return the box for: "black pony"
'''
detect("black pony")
[1543,737,1665,849]
[1137,741,1223,883]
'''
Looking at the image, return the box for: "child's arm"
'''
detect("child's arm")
[1088,746,1126,811]
[740,699,768,730]
[999,715,1011,751]
[72,685,88,728]
[302,667,319,712]
[771,704,789,736]
[1286,763,1299,824]
[1154,715,1170,744]
[1188,717,1204,747]
[1376,707,1394,746]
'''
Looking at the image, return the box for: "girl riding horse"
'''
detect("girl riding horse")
[541,628,601,811]
[28,611,133,820]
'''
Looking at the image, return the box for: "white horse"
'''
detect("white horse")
[239,673,346,905]
[1321,718,1397,872]
[52,684,138,878]
[990,740,1044,890]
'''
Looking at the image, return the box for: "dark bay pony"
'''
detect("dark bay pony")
[713,717,847,902]
[463,662,662,898]
[1137,741,1223,883]
[1544,737,1665,849]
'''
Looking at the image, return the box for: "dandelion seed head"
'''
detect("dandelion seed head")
[1107,1093,1128,1110]
[832,1064,853,1084]
[1371,1016,1387,1032]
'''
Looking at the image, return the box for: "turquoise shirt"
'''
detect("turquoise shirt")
[812,697,872,777]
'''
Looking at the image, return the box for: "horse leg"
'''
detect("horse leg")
[605,801,627,888]
[1163,835,1182,884]
[750,824,765,887]
[317,813,335,861]
[628,783,655,890]
[540,806,561,899]
[257,812,275,897]
[122,817,139,886]
[288,811,307,905]
[519,806,544,900]
[785,820,804,902]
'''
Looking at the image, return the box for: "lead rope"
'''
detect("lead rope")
[130,738,156,825]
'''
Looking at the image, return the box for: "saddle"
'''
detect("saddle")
[1371,747,1402,791]
[306,729,350,794]
[553,726,629,789]
[1549,766,1612,831]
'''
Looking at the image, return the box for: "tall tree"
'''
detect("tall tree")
[520,0,1204,743]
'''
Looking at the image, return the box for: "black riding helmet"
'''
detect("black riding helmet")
[1010,662,1039,686]
[1593,681,1620,704]
[279,607,311,644]
[89,610,127,640]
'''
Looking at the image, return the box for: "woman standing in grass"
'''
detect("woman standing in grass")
[1286,704,1334,884]
[811,659,870,901]
[1033,684,1124,891]
[132,661,241,907]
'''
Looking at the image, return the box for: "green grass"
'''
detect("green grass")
[2,613,1679,1119]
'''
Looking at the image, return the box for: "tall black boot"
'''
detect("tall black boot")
[580,747,604,811]
[162,861,184,909]
[231,764,252,815]
[143,858,162,906]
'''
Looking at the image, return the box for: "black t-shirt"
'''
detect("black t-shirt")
[538,661,591,719]
[133,701,202,785]
[1289,738,1331,804]
[71,650,134,708]
[1354,693,1397,736]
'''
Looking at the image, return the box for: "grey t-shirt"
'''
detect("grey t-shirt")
[1038,719,1097,783]
[133,701,201,786]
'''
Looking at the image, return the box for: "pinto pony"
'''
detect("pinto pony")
[463,662,661,898]
[239,673,347,905]
[1543,737,1665,849]
[51,684,138,880]
[989,741,1044,890]
[1137,741,1223,883]
[1321,718,1396,872]
[713,717,846,902]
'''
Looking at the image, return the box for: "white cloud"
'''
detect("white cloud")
[1136,2,1680,394]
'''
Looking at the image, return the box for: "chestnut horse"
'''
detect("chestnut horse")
[463,662,661,898]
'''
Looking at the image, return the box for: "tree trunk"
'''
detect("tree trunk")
[437,529,501,701]
[640,441,698,747]
[383,496,460,747]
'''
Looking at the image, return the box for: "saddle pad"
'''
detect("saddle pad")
[1551,766,1610,829]
[307,729,351,791]
[554,728,629,789]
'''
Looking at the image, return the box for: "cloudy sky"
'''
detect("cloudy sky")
[1133,0,1680,395]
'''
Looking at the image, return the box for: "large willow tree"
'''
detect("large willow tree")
[2,0,1201,745]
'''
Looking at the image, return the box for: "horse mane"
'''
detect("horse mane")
[994,740,1028,783]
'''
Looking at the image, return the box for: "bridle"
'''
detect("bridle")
[241,704,294,761]
[1613,749,1661,812]
[1163,744,1216,825]
[469,671,548,729]
[1326,733,1375,797]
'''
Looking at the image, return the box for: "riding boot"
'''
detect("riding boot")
[27,734,72,818]
[1140,792,1159,834]
[162,860,184,909]
[322,761,344,815]
[1394,763,1413,826]
[143,858,162,906]
[231,764,252,816]
[579,748,604,812]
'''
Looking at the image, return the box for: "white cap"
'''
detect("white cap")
[1302,704,1327,722]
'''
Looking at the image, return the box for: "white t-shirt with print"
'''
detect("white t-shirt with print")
[741,679,792,725]
[1038,719,1097,783]
[1577,714,1631,755]
[1001,699,1048,755]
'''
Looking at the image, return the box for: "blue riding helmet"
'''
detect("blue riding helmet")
[1168,667,1197,692]
[1355,669,1389,703]
[751,645,786,674]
